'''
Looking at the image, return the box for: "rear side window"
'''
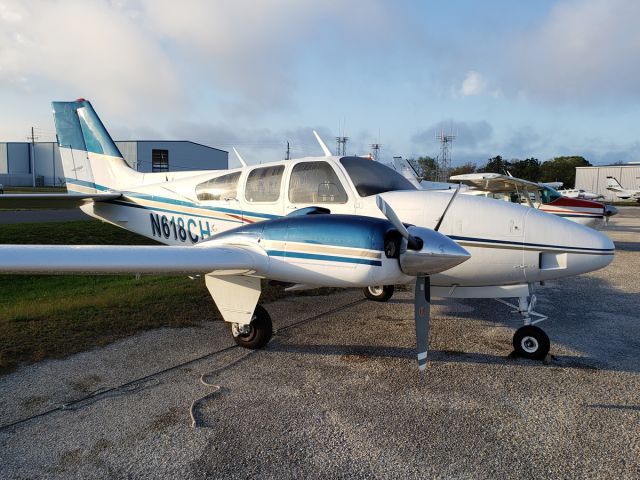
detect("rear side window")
[245,165,285,202]
[289,161,348,204]
[196,172,241,201]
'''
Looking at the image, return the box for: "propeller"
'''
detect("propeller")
[375,195,471,370]
[375,196,422,250]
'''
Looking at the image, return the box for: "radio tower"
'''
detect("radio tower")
[370,143,382,161]
[435,129,456,182]
[336,136,349,156]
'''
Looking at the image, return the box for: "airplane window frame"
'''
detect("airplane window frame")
[195,171,242,202]
[245,165,285,203]
[288,161,349,204]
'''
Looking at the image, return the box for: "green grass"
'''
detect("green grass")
[0,220,291,374]
[3,186,67,193]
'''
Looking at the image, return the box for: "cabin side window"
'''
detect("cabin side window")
[245,165,285,202]
[195,172,241,201]
[288,161,348,204]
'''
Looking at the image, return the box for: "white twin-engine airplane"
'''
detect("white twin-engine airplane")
[606,176,640,202]
[0,100,615,369]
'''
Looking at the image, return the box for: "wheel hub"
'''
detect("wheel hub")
[368,286,384,296]
[521,336,539,353]
[232,323,252,338]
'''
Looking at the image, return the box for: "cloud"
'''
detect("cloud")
[0,0,404,120]
[412,120,493,149]
[0,0,182,115]
[458,71,487,96]
[508,0,640,102]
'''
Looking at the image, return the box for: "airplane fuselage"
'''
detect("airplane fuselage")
[69,154,613,297]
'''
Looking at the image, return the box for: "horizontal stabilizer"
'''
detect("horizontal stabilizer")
[0,244,269,275]
[0,193,121,209]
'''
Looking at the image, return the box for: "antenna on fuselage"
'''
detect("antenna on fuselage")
[313,130,332,157]
[232,147,248,168]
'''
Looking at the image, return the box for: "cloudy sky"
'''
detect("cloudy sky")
[1,0,639,167]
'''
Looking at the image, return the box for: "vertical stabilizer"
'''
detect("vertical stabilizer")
[606,176,623,190]
[52,99,139,193]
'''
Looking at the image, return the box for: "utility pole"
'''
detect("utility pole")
[27,126,38,187]
[285,141,290,160]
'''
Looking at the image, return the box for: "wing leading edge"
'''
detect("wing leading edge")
[0,244,269,276]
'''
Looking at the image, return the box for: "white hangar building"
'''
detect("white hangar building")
[0,140,228,187]
[575,164,640,202]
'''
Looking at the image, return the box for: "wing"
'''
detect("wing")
[449,173,540,192]
[0,243,269,276]
[0,193,121,209]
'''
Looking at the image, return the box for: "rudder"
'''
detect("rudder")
[52,99,137,193]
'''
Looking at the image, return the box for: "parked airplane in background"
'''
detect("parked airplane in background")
[606,176,640,202]
[557,188,604,201]
[450,173,613,227]
[0,100,615,366]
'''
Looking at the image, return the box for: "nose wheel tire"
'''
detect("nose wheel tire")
[363,285,395,302]
[228,305,272,349]
[513,325,550,360]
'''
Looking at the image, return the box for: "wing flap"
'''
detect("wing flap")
[0,193,121,209]
[0,244,269,275]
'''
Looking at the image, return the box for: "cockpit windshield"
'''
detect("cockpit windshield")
[540,185,562,204]
[339,156,416,197]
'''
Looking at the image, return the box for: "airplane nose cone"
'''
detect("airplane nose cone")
[400,226,471,276]
[524,209,615,277]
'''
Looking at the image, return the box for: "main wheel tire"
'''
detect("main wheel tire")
[228,305,273,349]
[513,325,550,360]
[363,285,395,302]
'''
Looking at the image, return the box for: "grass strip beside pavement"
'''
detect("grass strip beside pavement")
[0,221,227,373]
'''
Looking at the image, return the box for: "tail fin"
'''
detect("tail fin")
[606,176,623,190]
[52,99,138,193]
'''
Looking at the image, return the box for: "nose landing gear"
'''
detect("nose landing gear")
[497,289,551,360]
[513,325,550,360]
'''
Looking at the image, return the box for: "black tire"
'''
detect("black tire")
[362,285,395,302]
[228,305,272,349]
[513,325,550,360]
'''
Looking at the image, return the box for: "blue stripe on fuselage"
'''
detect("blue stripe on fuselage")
[448,235,612,253]
[266,250,382,266]
[65,178,278,220]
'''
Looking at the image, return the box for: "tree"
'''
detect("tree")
[508,157,541,182]
[480,155,510,174]
[411,156,438,181]
[449,162,477,177]
[540,156,591,189]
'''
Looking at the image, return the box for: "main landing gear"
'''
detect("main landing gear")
[362,285,395,302]
[497,291,550,360]
[228,305,273,349]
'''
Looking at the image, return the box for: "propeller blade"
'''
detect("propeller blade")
[376,195,410,240]
[434,183,461,232]
[414,275,431,371]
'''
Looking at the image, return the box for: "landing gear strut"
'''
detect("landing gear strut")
[363,285,395,302]
[228,305,272,349]
[497,288,551,360]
